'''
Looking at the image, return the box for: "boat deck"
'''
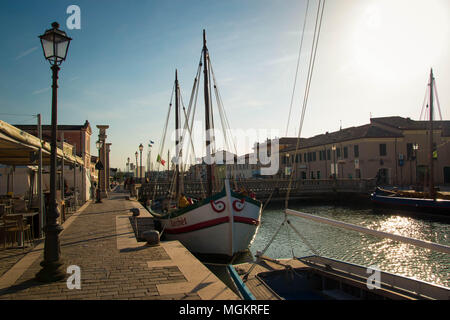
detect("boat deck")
[233,255,450,300]
[233,257,307,300]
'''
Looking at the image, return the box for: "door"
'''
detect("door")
[444,167,450,184]
[376,168,389,185]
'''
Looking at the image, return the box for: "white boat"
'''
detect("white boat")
[149,30,262,258]
[150,180,262,257]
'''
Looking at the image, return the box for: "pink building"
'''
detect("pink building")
[276,117,450,187]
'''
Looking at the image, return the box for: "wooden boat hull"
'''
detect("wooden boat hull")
[150,188,262,257]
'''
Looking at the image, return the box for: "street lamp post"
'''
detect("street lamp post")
[135,151,138,180]
[332,145,337,180]
[139,143,143,183]
[96,140,103,203]
[127,157,130,175]
[286,153,290,178]
[36,22,71,282]
[413,143,419,186]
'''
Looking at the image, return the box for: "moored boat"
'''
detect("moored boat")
[371,187,450,213]
[229,255,450,300]
[148,30,262,258]
[150,181,262,257]
[370,70,450,215]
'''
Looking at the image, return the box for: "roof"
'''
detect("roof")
[14,120,92,133]
[371,116,450,133]
[0,120,84,166]
[277,116,450,153]
[281,123,402,153]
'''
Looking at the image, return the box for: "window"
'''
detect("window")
[312,152,316,162]
[354,145,359,158]
[327,149,331,160]
[336,148,341,158]
[379,144,387,156]
[310,171,314,179]
[344,146,348,159]
[317,171,321,179]
[304,153,307,162]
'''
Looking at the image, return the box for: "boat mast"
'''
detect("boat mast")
[428,68,435,199]
[203,30,213,197]
[175,69,181,200]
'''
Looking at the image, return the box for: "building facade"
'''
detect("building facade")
[274,117,450,187]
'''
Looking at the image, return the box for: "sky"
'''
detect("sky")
[0,0,448,171]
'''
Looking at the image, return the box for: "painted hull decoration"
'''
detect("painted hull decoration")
[150,185,262,257]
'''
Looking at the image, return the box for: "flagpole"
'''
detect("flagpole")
[148,141,153,180]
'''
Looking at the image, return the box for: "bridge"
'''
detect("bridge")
[138,178,377,203]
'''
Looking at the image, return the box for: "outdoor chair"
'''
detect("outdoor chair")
[0,218,5,250]
[0,199,13,215]
[2,215,33,251]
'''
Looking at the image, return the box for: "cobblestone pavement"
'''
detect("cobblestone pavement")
[0,213,74,279]
[0,191,200,300]
[0,244,36,279]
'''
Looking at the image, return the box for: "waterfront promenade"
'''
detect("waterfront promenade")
[0,189,238,300]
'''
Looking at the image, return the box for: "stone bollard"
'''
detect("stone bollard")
[142,230,160,246]
[130,208,140,216]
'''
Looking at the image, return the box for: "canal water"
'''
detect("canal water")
[246,201,449,288]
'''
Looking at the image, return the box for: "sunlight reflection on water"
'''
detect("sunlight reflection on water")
[249,204,450,288]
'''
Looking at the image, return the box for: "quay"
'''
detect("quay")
[0,188,238,300]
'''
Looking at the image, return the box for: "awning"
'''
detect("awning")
[0,120,84,166]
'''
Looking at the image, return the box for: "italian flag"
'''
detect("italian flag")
[157,154,166,166]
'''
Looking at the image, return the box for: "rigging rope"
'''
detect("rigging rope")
[243,216,287,281]
[285,0,326,209]
[285,0,311,137]
[419,84,429,121]
[151,82,175,200]
[433,80,443,121]
[208,57,240,189]
[243,1,326,280]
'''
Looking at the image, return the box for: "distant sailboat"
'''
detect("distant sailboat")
[371,69,450,214]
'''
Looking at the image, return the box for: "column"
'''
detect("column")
[96,125,109,198]
[106,143,112,191]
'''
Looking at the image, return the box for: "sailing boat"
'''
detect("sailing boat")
[370,69,450,214]
[148,30,262,258]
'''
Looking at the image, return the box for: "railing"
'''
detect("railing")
[138,178,376,200]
